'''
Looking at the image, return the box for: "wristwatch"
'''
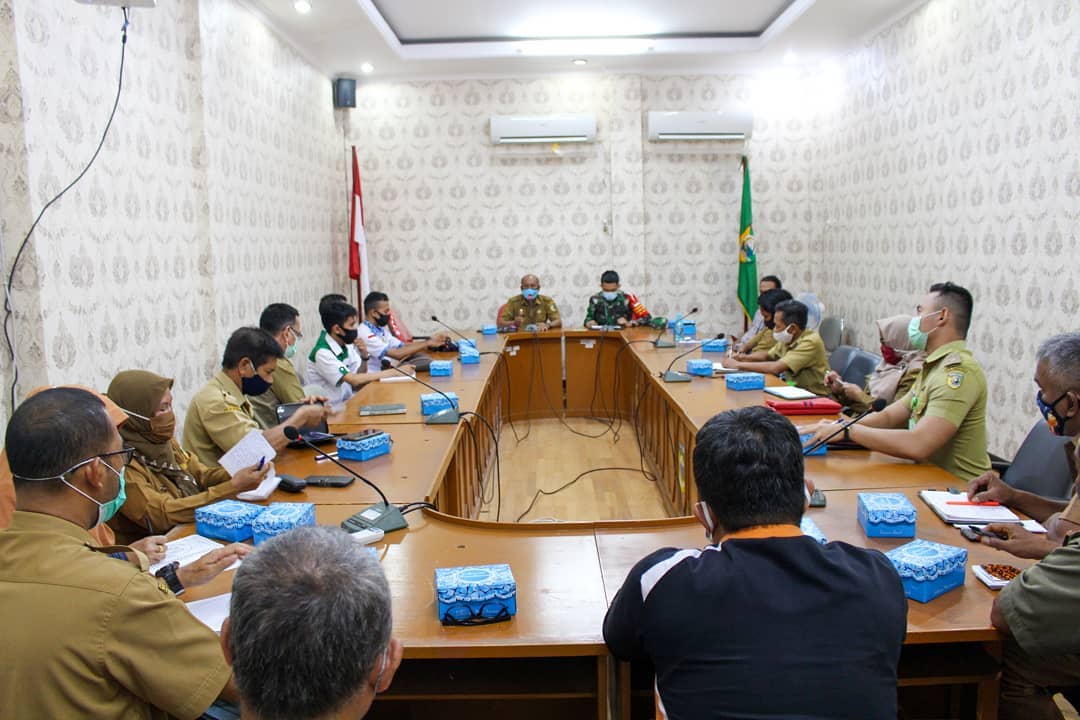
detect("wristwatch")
[155,561,185,596]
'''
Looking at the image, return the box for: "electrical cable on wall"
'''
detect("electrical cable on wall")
[3,8,131,413]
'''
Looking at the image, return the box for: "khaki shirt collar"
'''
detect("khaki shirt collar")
[213,370,249,407]
[9,510,92,543]
[926,339,967,364]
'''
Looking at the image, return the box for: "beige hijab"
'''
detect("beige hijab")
[866,315,927,401]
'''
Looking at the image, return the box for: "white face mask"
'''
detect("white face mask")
[773,325,795,344]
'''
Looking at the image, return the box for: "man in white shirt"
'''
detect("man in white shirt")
[306,301,403,407]
[361,291,448,369]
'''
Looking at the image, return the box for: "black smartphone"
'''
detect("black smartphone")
[960,526,982,542]
[809,489,827,508]
[277,474,307,493]
[967,524,1008,540]
[305,475,355,488]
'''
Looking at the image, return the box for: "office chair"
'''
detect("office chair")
[839,349,881,389]
[829,345,858,374]
[817,316,844,352]
[991,421,1073,500]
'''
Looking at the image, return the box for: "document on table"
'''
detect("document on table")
[764,386,818,400]
[148,534,242,575]
[920,490,1021,524]
[219,430,280,501]
[379,375,416,383]
[185,593,231,633]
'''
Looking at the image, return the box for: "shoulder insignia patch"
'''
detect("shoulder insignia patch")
[157,579,171,594]
[947,372,964,389]
[943,352,964,366]
[223,403,244,413]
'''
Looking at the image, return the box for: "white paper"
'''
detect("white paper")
[185,593,231,633]
[1022,519,1047,533]
[920,490,1021,524]
[379,375,416,383]
[712,363,737,375]
[764,386,818,400]
[218,430,280,500]
[148,535,241,575]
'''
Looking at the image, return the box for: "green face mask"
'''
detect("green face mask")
[285,342,298,360]
[63,462,126,527]
[906,310,942,351]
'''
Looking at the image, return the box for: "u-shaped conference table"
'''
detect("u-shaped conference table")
[183,327,1022,720]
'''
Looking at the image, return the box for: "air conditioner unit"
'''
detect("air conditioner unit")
[646,111,753,142]
[490,114,597,145]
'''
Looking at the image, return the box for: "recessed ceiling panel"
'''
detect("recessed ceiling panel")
[372,0,797,42]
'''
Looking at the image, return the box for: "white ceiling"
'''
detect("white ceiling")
[239,0,930,80]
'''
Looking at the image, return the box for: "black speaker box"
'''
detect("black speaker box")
[333,78,356,108]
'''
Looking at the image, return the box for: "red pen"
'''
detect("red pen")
[946,500,1000,506]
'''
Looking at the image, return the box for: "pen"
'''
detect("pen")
[256,456,266,471]
[946,500,1000,506]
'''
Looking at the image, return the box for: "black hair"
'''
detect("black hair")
[319,294,348,316]
[692,407,805,532]
[758,288,793,315]
[222,327,285,370]
[259,303,300,335]
[928,281,974,336]
[600,270,620,284]
[321,301,359,332]
[6,388,114,486]
[760,275,782,290]
[363,291,389,316]
[774,299,808,330]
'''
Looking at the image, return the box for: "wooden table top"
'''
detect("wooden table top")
[593,487,1034,645]
[183,507,611,659]
[267,424,457,504]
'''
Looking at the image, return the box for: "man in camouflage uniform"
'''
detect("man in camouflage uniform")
[584,270,652,328]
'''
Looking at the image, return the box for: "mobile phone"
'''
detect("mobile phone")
[960,526,982,542]
[967,524,1008,540]
[809,489,827,508]
[277,474,307,493]
[304,475,355,488]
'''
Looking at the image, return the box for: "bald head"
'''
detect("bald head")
[520,274,540,288]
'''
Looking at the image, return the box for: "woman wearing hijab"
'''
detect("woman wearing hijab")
[825,314,927,414]
[106,370,268,544]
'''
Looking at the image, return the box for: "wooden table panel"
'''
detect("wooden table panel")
[564,330,638,420]
[500,332,565,420]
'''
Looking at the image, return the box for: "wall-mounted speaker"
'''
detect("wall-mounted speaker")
[333,78,356,108]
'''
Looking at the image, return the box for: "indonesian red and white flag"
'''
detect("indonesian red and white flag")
[348,146,371,299]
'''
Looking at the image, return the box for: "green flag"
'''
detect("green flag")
[737,156,757,321]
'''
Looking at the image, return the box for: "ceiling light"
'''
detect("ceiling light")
[360,62,375,74]
[572,58,587,66]
[293,0,311,14]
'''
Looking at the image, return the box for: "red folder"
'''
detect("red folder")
[765,398,843,416]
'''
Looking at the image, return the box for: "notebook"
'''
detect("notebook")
[919,490,1021,524]
[764,386,818,400]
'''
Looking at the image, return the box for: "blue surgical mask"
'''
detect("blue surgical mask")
[906,310,942,351]
[63,462,126,527]
[521,288,539,301]
[601,291,618,302]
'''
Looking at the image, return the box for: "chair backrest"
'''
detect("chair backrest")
[389,309,413,343]
[496,303,507,327]
[840,349,881,388]
[794,292,823,330]
[1002,421,1074,500]
[817,316,844,352]
[829,345,858,374]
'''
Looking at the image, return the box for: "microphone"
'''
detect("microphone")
[386,364,460,425]
[802,397,888,455]
[659,335,717,383]
[654,306,698,348]
[430,314,473,345]
[283,426,407,532]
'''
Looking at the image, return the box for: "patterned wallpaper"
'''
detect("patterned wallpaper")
[812,0,1079,455]
[346,74,815,337]
[0,0,347,428]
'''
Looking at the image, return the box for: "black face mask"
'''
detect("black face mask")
[339,327,359,344]
[764,318,775,330]
[373,313,390,328]
[241,373,272,396]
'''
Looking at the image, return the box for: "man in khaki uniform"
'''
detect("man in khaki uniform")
[183,327,328,467]
[0,388,235,718]
[723,299,830,396]
[734,288,792,355]
[250,303,308,429]
[498,274,562,331]
[980,333,1080,720]
[802,282,991,481]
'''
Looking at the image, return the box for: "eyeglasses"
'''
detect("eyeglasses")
[12,446,135,483]
[441,603,512,627]
[288,325,304,340]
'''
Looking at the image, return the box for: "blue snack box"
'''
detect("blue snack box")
[429,360,454,377]
[435,563,517,625]
[725,372,765,391]
[681,319,697,338]
[701,338,729,353]
[251,503,315,546]
[857,492,917,538]
[886,539,968,603]
[195,499,264,542]
[481,324,498,335]
[337,431,392,462]
[421,391,459,415]
[799,433,827,456]
[457,338,477,348]
[801,516,827,544]
[459,344,480,365]
[687,359,713,377]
